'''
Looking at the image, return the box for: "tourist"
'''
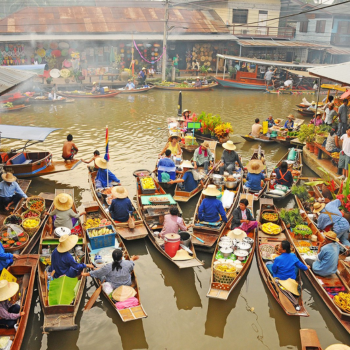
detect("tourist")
[274,161,293,188]
[338,99,349,136]
[109,186,133,223]
[339,127,350,179]
[125,79,135,90]
[160,206,192,238]
[266,115,275,128]
[266,240,309,279]
[264,67,277,87]
[231,198,258,232]
[314,200,350,248]
[0,172,27,211]
[94,158,121,188]
[304,231,340,277]
[157,149,176,183]
[251,118,262,137]
[62,134,78,161]
[310,113,324,126]
[219,141,243,176]
[81,150,101,171]
[159,136,182,156]
[198,185,227,223]
[284,78,293,89]
[244,160,266,192]
[325,126,341,153]
[0,280,24,328]
[194,77,202,88]
[283,115,295,130]
[82,249,139,289]
[49,235,94,278]
[173,54,179,68]
[138,67,147,85]
[193,141,214,174]
[324,103,338,126]
[182,109,193,122]
[149,66,155,77]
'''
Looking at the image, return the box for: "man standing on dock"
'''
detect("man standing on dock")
[337,99,349,136]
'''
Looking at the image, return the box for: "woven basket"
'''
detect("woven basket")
[21,209,41,221]
[4,214,22,226]
[22,217,40,236]
[26,196,45,214]
[213,265,236,284]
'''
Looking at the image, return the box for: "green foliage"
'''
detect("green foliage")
[291,184,310,201]
[317,124,332,133]
[195,112,222,136]
[280,208,303,227]
[48,276,78,306]
[298,124,316,143]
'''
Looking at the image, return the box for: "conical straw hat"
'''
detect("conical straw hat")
[57,234,78,253]
[1,172,16,183]
[246,159,265,174]
[222,140,236,151]
[172,249,193,261]
[112,285,136,301]
[279,278,299,296]
[54,193,73,211]
[203,185,220,197]
[95,158,108,169]
[227,229,247,241]
[0,280,19,301]
[112,186,128,199]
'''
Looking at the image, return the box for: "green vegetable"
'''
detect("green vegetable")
[294,225,312,236]
[48,276,78,306]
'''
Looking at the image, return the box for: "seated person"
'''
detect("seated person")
[310,113,324,126]
[283,115,295,130]
[94,158,120,188]
[266,240,309,279]
[49,193,85,229]
[182,109,193,122]
[325,126,341,153]
[231,198,258,232]
[244,160,265,192]
[82,249,139,289]
[304,231,339,277]
[251,118,262,138]
[198,185,227,223]
[0,172,27,211]
[159,136,182,157]
[193,141,213,174]
[62,134,78,161]
[160,206,192,238]
[81,150,101,171]
[49,235,94,278]
[0,280,24,328]
[125,79,135,90]
[274,161,293,188]
[266,115,275,128]
[157,149,176,183]
[194,77,202,88]
[109,186,133,223]
[219,141,243,176]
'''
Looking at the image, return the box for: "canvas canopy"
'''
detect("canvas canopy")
[0,125,61,141]
[308,62,350,85]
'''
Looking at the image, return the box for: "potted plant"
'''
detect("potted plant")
[298,125,316,152]
[46,77,53,85]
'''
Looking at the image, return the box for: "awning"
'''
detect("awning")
[0,125,61,141]
[320,84,349,92]
[0,67,37,95]
[308,62,350,85]
[5,64,45,75]
[236,39,329,50]
[284,69,313,78]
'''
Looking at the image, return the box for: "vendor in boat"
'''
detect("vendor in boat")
[125,79,135,90]
[159,136,182,157]
[49,193,85,229]
[274,161,293,188]
[198,185,227,223]
[283,78,293,89]
[0,280,24,328]
[62,134,78,161]
[266,115,275,128]
[231,198,258,232]
[266,240,309,279]
[82,249,139,290]
[310,112,324,126]
[0,240,20,273]
[109,186,133,223]
[313,201,350,248]
[251,118,262,138]
[283,115,295,130]
[243,160,266,193]
[91,82,99,93]
[157,149,176,183]
[194,77,202,88]
[94,158,121,189]
[0,172,27,212]
[81,150,101,171]
[49,234,94,279]
[193,141,213,174]
[160,206,193,239]
[304,231,340,277]
[219,141,243,176]
[182,109,193,122]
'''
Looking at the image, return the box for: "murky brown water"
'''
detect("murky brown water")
[1,89,349,349]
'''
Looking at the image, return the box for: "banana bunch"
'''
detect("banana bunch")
[89,227,114,237]
[84,218,101,229]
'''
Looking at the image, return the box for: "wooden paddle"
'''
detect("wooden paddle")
[17,273,29,325]
[84,284,102,312]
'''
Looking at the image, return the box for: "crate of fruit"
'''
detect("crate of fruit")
[140,176,156,194]
[86,225,116,250]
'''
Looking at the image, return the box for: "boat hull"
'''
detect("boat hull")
[215,77,266,90]
[58,91,121,98]
[153,83,218,91]
[118,87,154,94]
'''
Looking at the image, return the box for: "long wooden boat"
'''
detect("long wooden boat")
[28,97,71,104]
[267,87,314,95]
[135,173,203,268]
[38,189,87,333]
[117,86,154,93]
[173,141,218,203]
[0,104,30,112]
[265,149,302,200]
[153,82,218,91]
[1,151,81,178]
[256,198,309,317]
[241,133,277,143]
[215,75,266,90]
[207,193,255,300]
[87,170,148,240]
[300,329,322,350]
[273,118,305,147]
[58,90,121,98]
[281,205,350,333]
[82,201,147,322]
[294,108,315,117]
[0,254,39,350]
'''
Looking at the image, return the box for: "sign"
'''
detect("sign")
[0,269,17,283]
[187,122,201,130]
[262,121,268,135]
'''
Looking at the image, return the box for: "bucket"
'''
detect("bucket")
[164,233,180,257]
[178,231,191,247]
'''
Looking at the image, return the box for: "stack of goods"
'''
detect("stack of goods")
[184,135,197,146]
[22,217,40,235]
[261,222,282,235]
[21,209,40,220]
[324,286,347,299]
[293,225,312,239]
[4,214,22,226]
[83,214,111,230]
[140,177,156,194]
[0,225,28,250]
[26,196,45,214]
[87,225,116,250]
[260,243,277,260]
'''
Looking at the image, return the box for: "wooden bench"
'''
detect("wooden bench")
[314,142,341,174]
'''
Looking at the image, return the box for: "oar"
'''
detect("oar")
[189,231,205,243]
[84,284,102,312]
[17,273,29,325]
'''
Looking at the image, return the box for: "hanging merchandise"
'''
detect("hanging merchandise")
[133,41,165,64]
[36,48,46,57]
[50,42,58,49]
[61,49,69,57]
[51,50,61,57]
[59,42,69,49]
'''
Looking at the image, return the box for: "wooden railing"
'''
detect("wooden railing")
[231,25,295,39]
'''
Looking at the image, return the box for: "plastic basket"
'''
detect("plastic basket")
[86,225,115,250]
[213,265,236,284]
[140,177,156,194]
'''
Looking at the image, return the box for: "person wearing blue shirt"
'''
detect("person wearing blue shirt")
[109,186,134,222]
[94,158,120,189]
[244,159,265,192]
[0,173,27,211]
[138,68,147,84]
[305,231,340,277]
[274,161,293,188]
[283,115,295,130]
[198,185,227,223]
[0,243,19,272]
[125,79,135,90]
[168,161,204,192]
[266,115,275,128]
[157,150,176,183]
[267,240,309,280]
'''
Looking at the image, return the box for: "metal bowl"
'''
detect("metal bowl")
[243,237,254,246]
[236,242,251,252]
[219,241,232,249]
[225,181,237,189]
[234,249,249,261]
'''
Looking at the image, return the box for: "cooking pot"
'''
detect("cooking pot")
[219,241,232,249]
[236,242,251,252]
[243,237,254,246]
[220,236,232,243]
[220,247,233,258]
[225,180,237,189]
[234,249,249,261]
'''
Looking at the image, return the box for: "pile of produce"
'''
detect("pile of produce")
[215,264,236,273]
[279,208,304,228]
[4,215,22,225]
[88,227,114,237]
[22,210,40,219]
[262,212,279,222]
[297,247,310,254]
[286,131,299,137]
[22,218,40,229]
[260,244,275,259]
[331,152,340,159]
[141,177,155,189]
[1,230,27,249]
[334,292,350,313]
[294,225,312,237]
[261,222,281,235]
[149,196,169,203]
[1,102,13,108]
[84,217,111,229]
[27,197,44,211]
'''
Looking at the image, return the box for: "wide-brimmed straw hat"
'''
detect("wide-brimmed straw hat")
[246,160,265,174]
[181,160,194,169]
[57,234,78,253]
[0,280,19,302]
[203,185,220,197]
[182,109,191,116]
[1,172,17,183]
[172,249,193,261]
[54,193,73,211]
[95,158,108,169]
[313,202,325,213]
[326,345,350,350]
[324,231,339,242]
[112,285,136,302]
[168,135,180,142]
[222,140,236,151]
[196,76,200,79]
[112,186,128,199]
[279,278,299,296]
[287,114,295,120]
[227,228,247,241]
[177,117,185,122]
[142,67,146,70]
[201,141,210,149]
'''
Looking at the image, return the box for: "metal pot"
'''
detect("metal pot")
[225,180,236,189]
[219,241,232,249]
[220,236,232,243]
[236,242,251,252]
[213,174,224,186]
[234,249,249,261]
[243,237,254,246]
[54,226,71,238]
[220,247,233,258]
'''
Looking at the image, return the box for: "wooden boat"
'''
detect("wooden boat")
[28,97,70,104]
[153,82,218,91]
[241,133,277,143]
[173,141,218,203]
[256,198,309,317]
[265,149,302,200]
[135,173,203,268]
[282,206,350,333]
[38,189,87,333]
[294,108,315,117]
[58,90,121,98]
[273,118,305,146]
[87,170,148,240]
[300,329,322,350]
[0,254,39,350]
[0,104,30,112]
[207,193,255,300]
[215,73,266,91]
[117,86,154,93]
[0,92,28,105]
[82,201,147,322]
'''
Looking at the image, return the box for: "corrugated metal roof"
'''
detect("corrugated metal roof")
[0,67,36,96]
[308,62,350,85]
[237,39,329,49]
[326,46,350,55]
[0,125,61,141]
[0,7,229,34]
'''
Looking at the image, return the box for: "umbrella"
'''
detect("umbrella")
[341,90,350,99]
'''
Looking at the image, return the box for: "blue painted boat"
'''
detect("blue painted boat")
[215,76,266,90]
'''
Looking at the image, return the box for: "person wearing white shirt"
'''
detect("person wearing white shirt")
[339,127,350,178]
[125,80,135,90]
[284,79,293,89]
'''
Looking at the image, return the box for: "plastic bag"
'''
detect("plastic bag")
[215,251,224,260]
[102,282,114,295]
[222,190,235,209]
[227,253,237,261]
